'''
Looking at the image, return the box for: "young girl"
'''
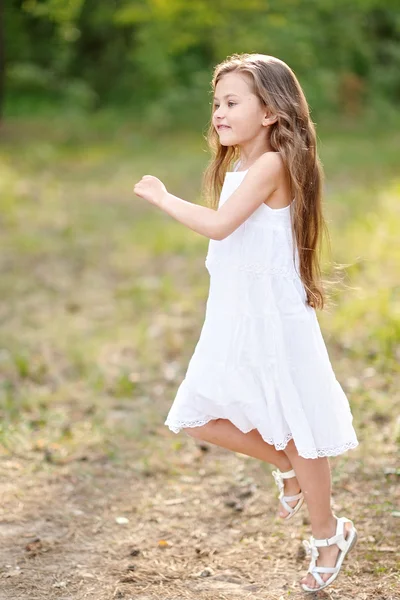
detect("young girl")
[133,52,359,593]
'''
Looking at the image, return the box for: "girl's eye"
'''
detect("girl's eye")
[213,102,236,109]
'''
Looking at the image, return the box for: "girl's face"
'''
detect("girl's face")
[212,72,269,146]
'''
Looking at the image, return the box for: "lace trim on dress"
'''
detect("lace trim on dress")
[165,417,359,459]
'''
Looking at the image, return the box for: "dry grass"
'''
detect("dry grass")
[1,424,399,599]
[0,115,399,599]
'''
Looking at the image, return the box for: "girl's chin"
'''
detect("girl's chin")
[220,141,235,146]
[218,132,236,146]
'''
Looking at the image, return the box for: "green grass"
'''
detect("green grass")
[0,112,399,460]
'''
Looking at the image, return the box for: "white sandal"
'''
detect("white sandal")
[271,468,304,521]
[301,515,358,592]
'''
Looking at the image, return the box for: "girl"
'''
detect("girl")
[133,53,359,592]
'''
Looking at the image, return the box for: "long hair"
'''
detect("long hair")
[202,52,334,310]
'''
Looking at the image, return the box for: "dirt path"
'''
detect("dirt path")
[1,121,399,599]
[1,421,398,600]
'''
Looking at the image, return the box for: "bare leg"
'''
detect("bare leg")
[183,418,301,518]
[283,439,354,589]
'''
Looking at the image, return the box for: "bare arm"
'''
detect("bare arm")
[134,152,281,241]
[158,194,222,240]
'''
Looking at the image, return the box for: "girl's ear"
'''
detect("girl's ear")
[263,112,278,126]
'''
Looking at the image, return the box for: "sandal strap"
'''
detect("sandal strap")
[307,561,340,588]
[303,540,337,587]
[271,469,296,488]
[307,567,325,587]
[282,492,303,503]
[280,492,304,514]
[280,468,296,479]
[312,566,337,574]
[312,517,352,552]
[314,533,347,551]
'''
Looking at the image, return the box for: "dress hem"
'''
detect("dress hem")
[164,417,359,460]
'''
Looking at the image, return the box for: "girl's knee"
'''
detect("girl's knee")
[183,426,200,438]
[284,438,298,455]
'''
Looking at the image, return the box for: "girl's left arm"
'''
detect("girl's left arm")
[133,152,281,241]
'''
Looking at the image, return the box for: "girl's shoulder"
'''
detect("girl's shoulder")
[259,151,283,166]
[237,151,284,172]
[250,152,285,178]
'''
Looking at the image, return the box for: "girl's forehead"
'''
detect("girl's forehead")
[215,72,251,96]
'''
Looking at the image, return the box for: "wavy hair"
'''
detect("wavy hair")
[202,52,336,310]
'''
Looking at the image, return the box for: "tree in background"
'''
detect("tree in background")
[4,0,400,125]
[0,0,4,119]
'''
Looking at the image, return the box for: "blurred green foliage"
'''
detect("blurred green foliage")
[4,0,400,126]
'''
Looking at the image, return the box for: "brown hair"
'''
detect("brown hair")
[202,52,335,310]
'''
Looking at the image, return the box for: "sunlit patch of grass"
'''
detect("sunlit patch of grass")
[373,565,390,575]
[321,180,400,369]
[319,116,400,181]
[111,370,136,398]
[130,212,208,257]
[0,113,399,460]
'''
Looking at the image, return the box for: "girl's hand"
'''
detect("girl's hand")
[133,175,168,207]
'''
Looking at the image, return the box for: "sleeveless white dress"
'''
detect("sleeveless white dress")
[164,160,359,459]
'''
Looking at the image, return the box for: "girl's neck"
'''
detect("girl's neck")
[239,138,273,171]
[239,148,277,170]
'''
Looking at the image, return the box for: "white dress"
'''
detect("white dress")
[164,160,359,459]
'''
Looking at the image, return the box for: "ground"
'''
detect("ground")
[0,115,399,599]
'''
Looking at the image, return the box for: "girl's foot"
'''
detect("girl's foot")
[278,475,302,518]
[272,468,304,520]
[300,517,355,589]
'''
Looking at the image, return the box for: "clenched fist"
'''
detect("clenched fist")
[133,175,168,207]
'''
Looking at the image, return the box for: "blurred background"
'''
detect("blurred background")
[1,2,399,598]
[3,0,400,124]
